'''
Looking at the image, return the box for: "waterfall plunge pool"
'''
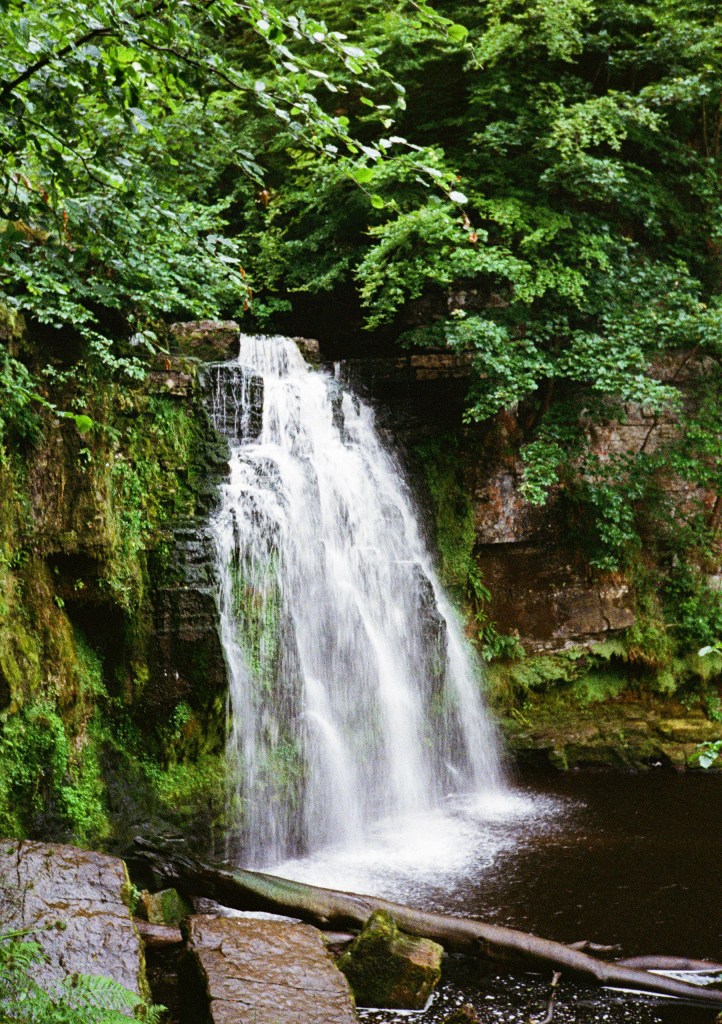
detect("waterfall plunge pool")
[273,771,721,1024]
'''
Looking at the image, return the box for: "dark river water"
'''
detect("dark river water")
[277,771,722,1024]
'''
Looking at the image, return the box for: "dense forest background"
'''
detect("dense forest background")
[1,0,722,847]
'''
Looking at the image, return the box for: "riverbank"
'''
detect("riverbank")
[3,772,720,1024]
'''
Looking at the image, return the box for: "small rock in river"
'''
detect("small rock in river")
[442,1003,480,1024]
[338,908,443,1010]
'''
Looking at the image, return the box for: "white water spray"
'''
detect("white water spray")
[208,336,503,867]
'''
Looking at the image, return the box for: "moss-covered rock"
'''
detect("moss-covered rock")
[140,887,193,927]
[168,319,239,361]
[0,322,232,851]
[487,637,722,771]
[500,689,722,771]
[338,909,443,1010]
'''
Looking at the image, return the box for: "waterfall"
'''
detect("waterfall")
[208,335,503,868]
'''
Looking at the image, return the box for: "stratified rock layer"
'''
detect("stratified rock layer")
[503,698,722,770]
[0,840,147,996]
[185,915,358,1024]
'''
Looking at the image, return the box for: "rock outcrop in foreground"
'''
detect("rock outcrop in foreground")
[338,908,443,1009]
[185,915,358,1024]
[0,840,147,997]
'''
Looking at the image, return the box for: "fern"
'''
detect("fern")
[62,973,144,1013]
[0,933,165,1023]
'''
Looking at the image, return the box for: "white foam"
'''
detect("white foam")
[272,786,565,903]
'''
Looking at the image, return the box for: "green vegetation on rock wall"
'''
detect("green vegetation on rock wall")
[414,436,524,661]
[416,426,722,769]
[0,319,231,848]
[1,0,721,800]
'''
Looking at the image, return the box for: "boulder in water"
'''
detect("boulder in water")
[291,336,321,363]
[338,909,443,1010]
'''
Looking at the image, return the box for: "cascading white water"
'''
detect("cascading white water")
[208,335,503,868]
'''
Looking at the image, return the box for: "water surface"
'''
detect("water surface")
[277,771,722,1023]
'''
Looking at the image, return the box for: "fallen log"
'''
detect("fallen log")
[134,839,722,1008]
[568,940,621,956]
[616,955,722,973]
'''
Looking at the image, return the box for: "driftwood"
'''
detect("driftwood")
[568,940,621,955]
[134,839,722,1008]
[616,955,722,973]
[537,970,562,1024]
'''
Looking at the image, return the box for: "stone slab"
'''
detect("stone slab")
[0,840,146,995]
[186,914,358,1024]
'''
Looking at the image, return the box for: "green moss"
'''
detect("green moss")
[0,446,113,843]
[0,353,230,848]
[97,691,230,849]
[0,457,38,705]
[141,887,193,927]
[414,437,484,603]
[570,668,629,705]
[338,910,443,1010]
[104,396,204,609]
[414,436,523,661]
[140,753,229,835]
[0,699,110,844]
[230,555,281,687]
[260,737,305,811]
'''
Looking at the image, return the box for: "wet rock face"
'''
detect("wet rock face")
[477,544,635,654]
[342,348,718,656]
[169,320,240,362]
[203,362,264,442]
[185,915,358,1024]
[0,841,147,997]
[292,336,322,364]
[149,523,228,712]
[338,909,443,1010]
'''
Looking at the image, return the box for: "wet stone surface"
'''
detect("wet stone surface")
[185,915,358,1024]
[0,840,146,996]
[169,320,240,361]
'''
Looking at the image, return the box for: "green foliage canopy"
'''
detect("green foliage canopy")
[0,0,446,366]
[243,0,722,572]
[2,0,722,580]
